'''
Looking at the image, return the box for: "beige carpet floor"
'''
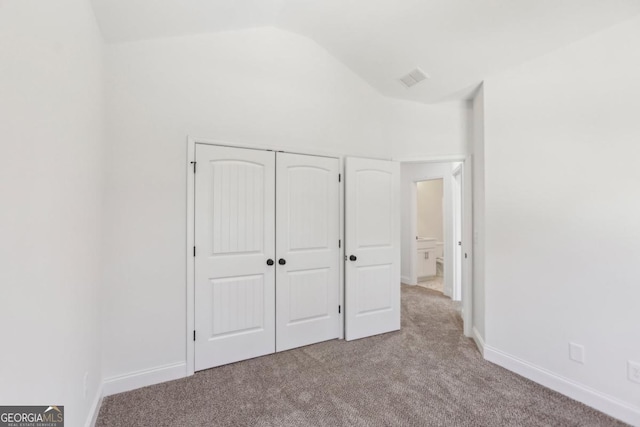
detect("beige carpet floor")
[97,285,626,426]
[417,276,444,293]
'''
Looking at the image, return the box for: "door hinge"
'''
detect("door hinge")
[193,330,196,341]
[339,239,341,248]
[338,174,341,182]
[193,246,196,257]
[190,161,197,173]
[338,305,341,314]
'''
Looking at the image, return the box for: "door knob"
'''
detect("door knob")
[278,258,286,265]
[266,259,274,266]
[349,255,357,261]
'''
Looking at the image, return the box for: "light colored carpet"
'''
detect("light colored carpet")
[97,285,625,426]
[417,276,444,293]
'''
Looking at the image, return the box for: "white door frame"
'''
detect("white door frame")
[452,164,463,301]
[186,136,345,376]
[395,155,473,338]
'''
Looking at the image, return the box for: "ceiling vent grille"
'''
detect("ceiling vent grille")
[399,68,429,88]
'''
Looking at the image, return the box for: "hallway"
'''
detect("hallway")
[97,286,622,426]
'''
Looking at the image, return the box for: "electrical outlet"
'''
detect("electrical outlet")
[628,361,640,384]
[83,372,89,399]
[569,342,585,364]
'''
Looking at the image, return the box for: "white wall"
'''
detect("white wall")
[390,100,470,160]
[0,0,104,425]
[483,16,640,424]
[417,180,444,241]
[400,163,455,297]
[102,26,468,382]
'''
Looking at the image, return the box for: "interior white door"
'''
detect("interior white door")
[194,144,276,371]
[275,153,341,351]
[345,157,401,341]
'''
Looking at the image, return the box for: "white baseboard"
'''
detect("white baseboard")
[484,345,640,426]
[102,362,187,397]
[472,326,485,357]
[85,383,103,427]
[401,275,416,285]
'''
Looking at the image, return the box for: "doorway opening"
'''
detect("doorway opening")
[400,159,472,336]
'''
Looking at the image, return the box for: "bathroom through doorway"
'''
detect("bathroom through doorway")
[399,160,472,333]
[415,178,446,294]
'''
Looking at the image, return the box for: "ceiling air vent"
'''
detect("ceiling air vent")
[399,68,429,88]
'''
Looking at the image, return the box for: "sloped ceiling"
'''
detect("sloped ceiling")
[91,0,640,103]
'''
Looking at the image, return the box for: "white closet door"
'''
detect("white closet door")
[345,157,401,341]
[194,144,276,371]
[276,153,341,351]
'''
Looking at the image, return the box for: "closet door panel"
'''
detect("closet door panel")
[344,157,401,341]
[276,153,341,352]
[194,144,276,371]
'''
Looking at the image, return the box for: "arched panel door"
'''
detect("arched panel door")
[345,157,401,340]
[194,144,276,370]
[275,153,341,351]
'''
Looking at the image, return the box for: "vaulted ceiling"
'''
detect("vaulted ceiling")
[91,0,640,103]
